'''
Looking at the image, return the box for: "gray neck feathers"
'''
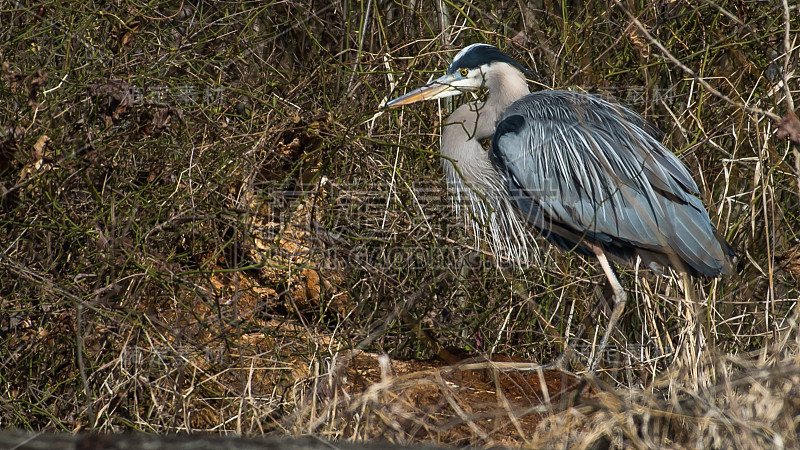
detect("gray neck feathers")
[438,63,535,265]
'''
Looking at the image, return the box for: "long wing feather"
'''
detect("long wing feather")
[491,90,731,276]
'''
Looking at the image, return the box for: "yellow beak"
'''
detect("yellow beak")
[384,73,464,109]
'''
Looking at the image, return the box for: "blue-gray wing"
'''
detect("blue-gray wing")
[490,90,731,276]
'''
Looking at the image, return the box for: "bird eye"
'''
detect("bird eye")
[459,68,469,77]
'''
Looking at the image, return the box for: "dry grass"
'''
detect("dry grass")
[1,0,799,447]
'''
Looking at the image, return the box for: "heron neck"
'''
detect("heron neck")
[441,64,529,158]
[485,64,530,115]
[470,64,530,140]
[437,62,535,266]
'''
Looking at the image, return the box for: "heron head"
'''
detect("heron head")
[384,44,526,108]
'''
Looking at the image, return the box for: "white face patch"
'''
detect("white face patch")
[449,68,484,90]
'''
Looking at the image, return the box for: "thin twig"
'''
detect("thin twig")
[346,0,373,97]
[781,0,795,112]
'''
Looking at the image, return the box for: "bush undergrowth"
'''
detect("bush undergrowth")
[1,1,798,446]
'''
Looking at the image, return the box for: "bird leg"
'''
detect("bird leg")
[679,271,709,379]
[587,245,628,372]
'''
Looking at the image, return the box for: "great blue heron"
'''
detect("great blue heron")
[384,43,733,370]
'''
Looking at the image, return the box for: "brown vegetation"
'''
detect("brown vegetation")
[1,1,798,447]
